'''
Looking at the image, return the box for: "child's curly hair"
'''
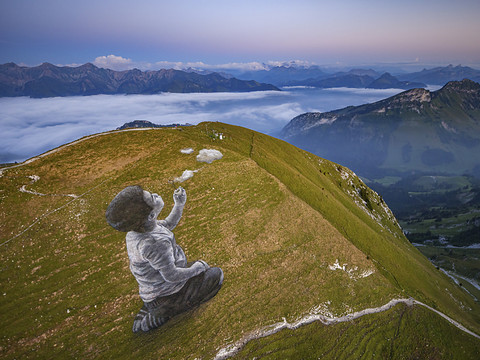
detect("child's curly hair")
[106,185,153,232]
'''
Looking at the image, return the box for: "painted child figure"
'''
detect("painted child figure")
[105,185,223,332]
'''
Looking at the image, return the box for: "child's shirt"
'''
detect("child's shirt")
[126,222,201,302]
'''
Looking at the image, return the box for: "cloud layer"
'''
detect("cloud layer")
[0,88,402,163]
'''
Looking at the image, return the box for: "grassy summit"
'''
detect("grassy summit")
[1,123,479,359]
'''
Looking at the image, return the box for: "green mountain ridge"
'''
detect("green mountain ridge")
[281,79,480,179]
[1,123,479,359]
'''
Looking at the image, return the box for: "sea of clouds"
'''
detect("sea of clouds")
[0,87,405,163]
[91,55,316,73]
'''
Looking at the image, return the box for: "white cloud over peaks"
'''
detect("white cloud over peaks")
[94,55,133,70]
[265,60,316,68]
[89,57,316,73]
[154,61,190,70]
[153,61,267,72]
[150,60,320,73]
[56,62,83,68]
[213,62,267,72]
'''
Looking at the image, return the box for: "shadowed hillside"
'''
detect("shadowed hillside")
[281,79,480,179]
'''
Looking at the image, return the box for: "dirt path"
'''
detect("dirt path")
[19,175,78,198]
[214,297,480,360]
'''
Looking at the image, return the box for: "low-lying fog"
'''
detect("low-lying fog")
[0,87,406,163]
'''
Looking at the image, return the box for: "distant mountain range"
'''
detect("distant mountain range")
[398,64,480,85]
[237,65,328,86]
[285,71,426,90]
[0,62,279,98]
[281,79,480,179]
[116,120,192,130]
[236,64,480,88]
[3,62,479,97]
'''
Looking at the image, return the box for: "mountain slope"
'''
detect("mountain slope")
[281,79,480,179]
[0,62,279,98]
[286,71,426,90]
[1,123,479,359]
[234,64,480,89]
[292,73,375,88]
[237,65,328,86]
[399,64,480,85]
[367,72,426,89]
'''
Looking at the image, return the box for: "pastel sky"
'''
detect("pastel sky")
[1,0,480,70]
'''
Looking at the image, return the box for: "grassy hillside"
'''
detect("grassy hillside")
[1,123,479,359]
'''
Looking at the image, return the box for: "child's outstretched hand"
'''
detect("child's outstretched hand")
[173,186,187,206]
